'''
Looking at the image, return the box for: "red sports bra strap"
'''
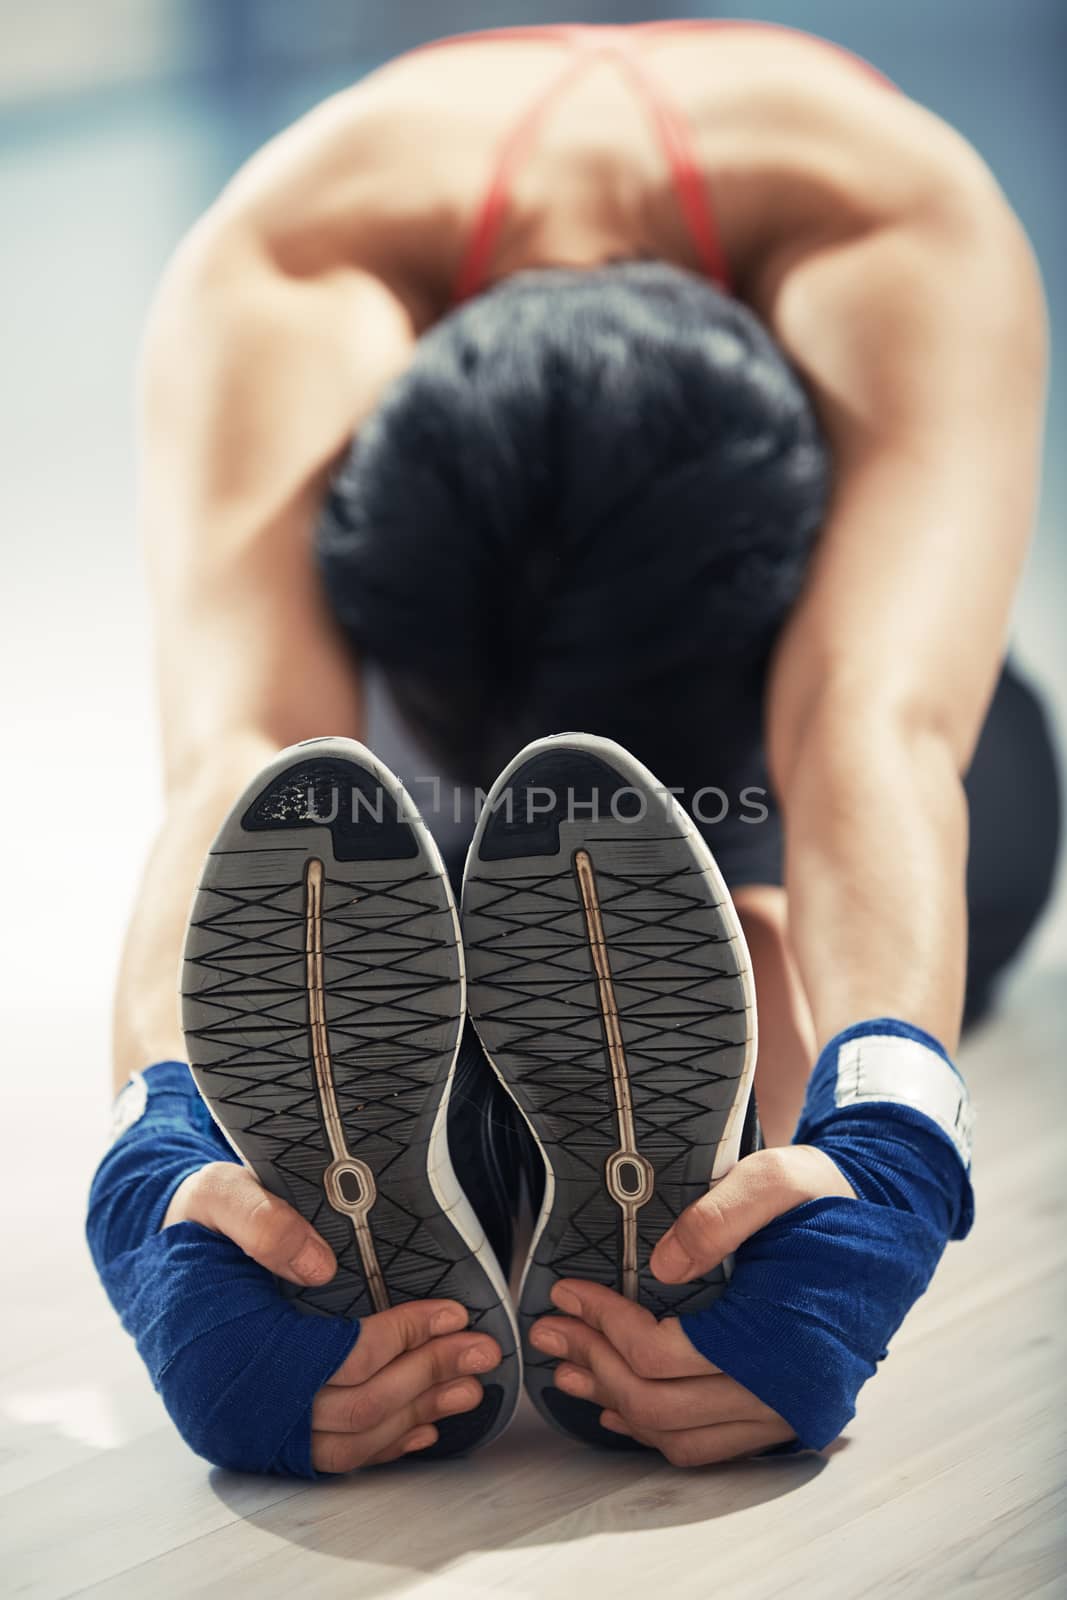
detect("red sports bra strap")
[434,21,894,304]
[606,42,732,292]
[451,47,596,306]
[449,22,733,304]
[407,24,585,55]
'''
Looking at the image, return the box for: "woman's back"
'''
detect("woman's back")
[209,21,967,330]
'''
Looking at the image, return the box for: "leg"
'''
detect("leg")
[962,660,1061,1023]
[734,884,814,1148]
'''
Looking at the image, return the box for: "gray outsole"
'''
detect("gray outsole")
[181,738,520,1457]
[462,734,755,1449]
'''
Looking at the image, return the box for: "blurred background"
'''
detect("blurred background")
[0,1,1063,1362]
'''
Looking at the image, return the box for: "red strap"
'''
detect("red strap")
[605,39,732,291]
[406,24,588,54]
[432,21,893,304]
[451,45,600,306]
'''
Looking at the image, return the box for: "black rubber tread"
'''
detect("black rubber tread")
[462,737,754,1449]
[182,741,519,1457]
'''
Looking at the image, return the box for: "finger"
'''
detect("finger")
[535,1314,708,1429]
[535,1320,633,1414]
[544,1282,712,1378]
[602,1416,796,1467]
[531,1313,623,1379]
[312,1330,501,1432]
[360,1424,439,1467]
[164,1162,336,1287]
[311,1377,484,1473]
[650,1147,856,1283]
[554,1360,780,1432]
[327,1300,471,1387]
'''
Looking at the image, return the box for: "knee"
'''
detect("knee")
[964,663,1062,1012]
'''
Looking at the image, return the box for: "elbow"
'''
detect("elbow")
[137,209,258,413]
[929,155,1049,383]
[974,211,1048,391]
[137,230,214,417]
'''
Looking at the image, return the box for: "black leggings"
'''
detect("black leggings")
[662,658,1060,1025]
[958,661,1061,1020]
[591,656,1062,1030]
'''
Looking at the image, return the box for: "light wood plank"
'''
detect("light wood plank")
[73,1405,660,1600]
[4,972,1063,1600]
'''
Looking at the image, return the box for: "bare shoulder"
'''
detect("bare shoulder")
[681,26,1031,288]
[168,60,490,317]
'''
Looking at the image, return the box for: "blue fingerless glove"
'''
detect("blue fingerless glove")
[680,1019,975,1450]
[87,1061,359,1476]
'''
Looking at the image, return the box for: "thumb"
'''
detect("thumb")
[165,1161,337,1288]
[650,1146,855,1284]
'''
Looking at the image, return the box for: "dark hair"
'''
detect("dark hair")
[317,261,829,784]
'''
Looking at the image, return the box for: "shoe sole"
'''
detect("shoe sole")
[181,737,520,1457]
[461,733,756,1450]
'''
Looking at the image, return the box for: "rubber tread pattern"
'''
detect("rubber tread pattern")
[463,737,754,1448]
[183,742,519,1456]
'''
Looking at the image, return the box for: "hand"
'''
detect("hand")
[529,1146,856,1467]
[531,1282,794,1464]
[165,1160,341,1288]
[311,1300,500,1470]
[649,1144,855,1284]
[165,1163,501,1470]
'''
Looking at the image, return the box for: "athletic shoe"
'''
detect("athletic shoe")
[461,733,758,1448]
[181,737,520,1456]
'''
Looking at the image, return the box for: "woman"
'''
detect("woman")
[89,22,1059,1476]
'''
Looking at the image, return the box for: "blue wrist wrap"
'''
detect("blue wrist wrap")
[86,1061,359,1476]
[680,1019,975,1450]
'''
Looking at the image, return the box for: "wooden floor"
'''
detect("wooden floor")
[3,965,1065,1600]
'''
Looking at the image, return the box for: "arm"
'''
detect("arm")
[645,140,1045,1283]
[112,214,415,1090]
[98,214,506,1476]
[540,148,1046,1467]
[763,154,1046,1053]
